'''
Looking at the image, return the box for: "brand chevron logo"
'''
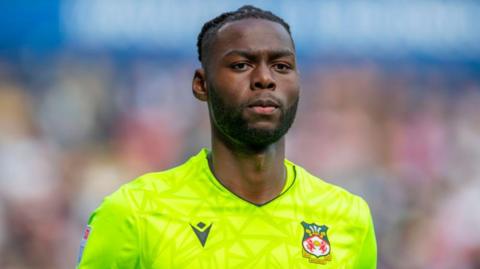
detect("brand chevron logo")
[190,222,212,247]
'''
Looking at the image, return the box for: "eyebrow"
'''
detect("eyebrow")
[222,49,295,61]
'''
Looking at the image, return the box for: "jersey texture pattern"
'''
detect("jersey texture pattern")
[77,149,376,269]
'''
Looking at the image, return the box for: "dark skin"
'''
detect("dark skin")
[192,19,300,205]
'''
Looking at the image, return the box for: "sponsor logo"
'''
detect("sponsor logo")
[301,221,332,264]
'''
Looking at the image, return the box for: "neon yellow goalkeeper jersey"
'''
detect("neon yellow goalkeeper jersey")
[76,149,376,268]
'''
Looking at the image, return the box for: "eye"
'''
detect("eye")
[273,63,292,73]
[230,62,250,71]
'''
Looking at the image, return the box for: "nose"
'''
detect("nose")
[251,63,276,91]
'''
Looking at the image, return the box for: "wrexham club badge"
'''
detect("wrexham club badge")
[301,221,332,264]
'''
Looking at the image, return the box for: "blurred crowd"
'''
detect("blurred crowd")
[0,54,479,269]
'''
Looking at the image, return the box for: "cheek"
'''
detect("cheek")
[219,69,250,86]
[278,76,300,101]
[212,71,250,100]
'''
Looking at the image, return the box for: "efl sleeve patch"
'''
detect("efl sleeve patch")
[76,225,92,266]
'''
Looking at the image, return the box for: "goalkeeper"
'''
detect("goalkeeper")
[76,5,377,269]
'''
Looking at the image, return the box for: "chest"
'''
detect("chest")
[137,200,362,268]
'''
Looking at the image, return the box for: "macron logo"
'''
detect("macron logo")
[190,222,212,247]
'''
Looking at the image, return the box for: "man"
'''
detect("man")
[76,5,377,268]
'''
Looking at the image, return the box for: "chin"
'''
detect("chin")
[240,127,283,146]
[247,121,279,131]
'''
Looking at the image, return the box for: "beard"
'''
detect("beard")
[208,86,298,150]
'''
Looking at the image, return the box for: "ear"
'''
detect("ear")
[192,68,208,102]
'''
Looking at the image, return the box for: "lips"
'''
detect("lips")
[247,98,280,108]
[247,98,280,115]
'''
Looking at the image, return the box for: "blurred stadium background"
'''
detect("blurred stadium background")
[1,1,480,268]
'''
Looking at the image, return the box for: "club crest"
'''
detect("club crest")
[301,221,332,264]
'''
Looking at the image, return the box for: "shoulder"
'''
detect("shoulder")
[96,151,206,215]
[290,162,357,201]
[290,162,372,226]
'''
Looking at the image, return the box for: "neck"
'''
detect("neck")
[209,130,287,205]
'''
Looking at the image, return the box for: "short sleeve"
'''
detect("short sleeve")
[76,188,140,269]
[353,198,377,269]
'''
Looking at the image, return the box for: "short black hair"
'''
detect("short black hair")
[196,5,292,65]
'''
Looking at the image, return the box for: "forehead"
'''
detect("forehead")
[211,18,294,58]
